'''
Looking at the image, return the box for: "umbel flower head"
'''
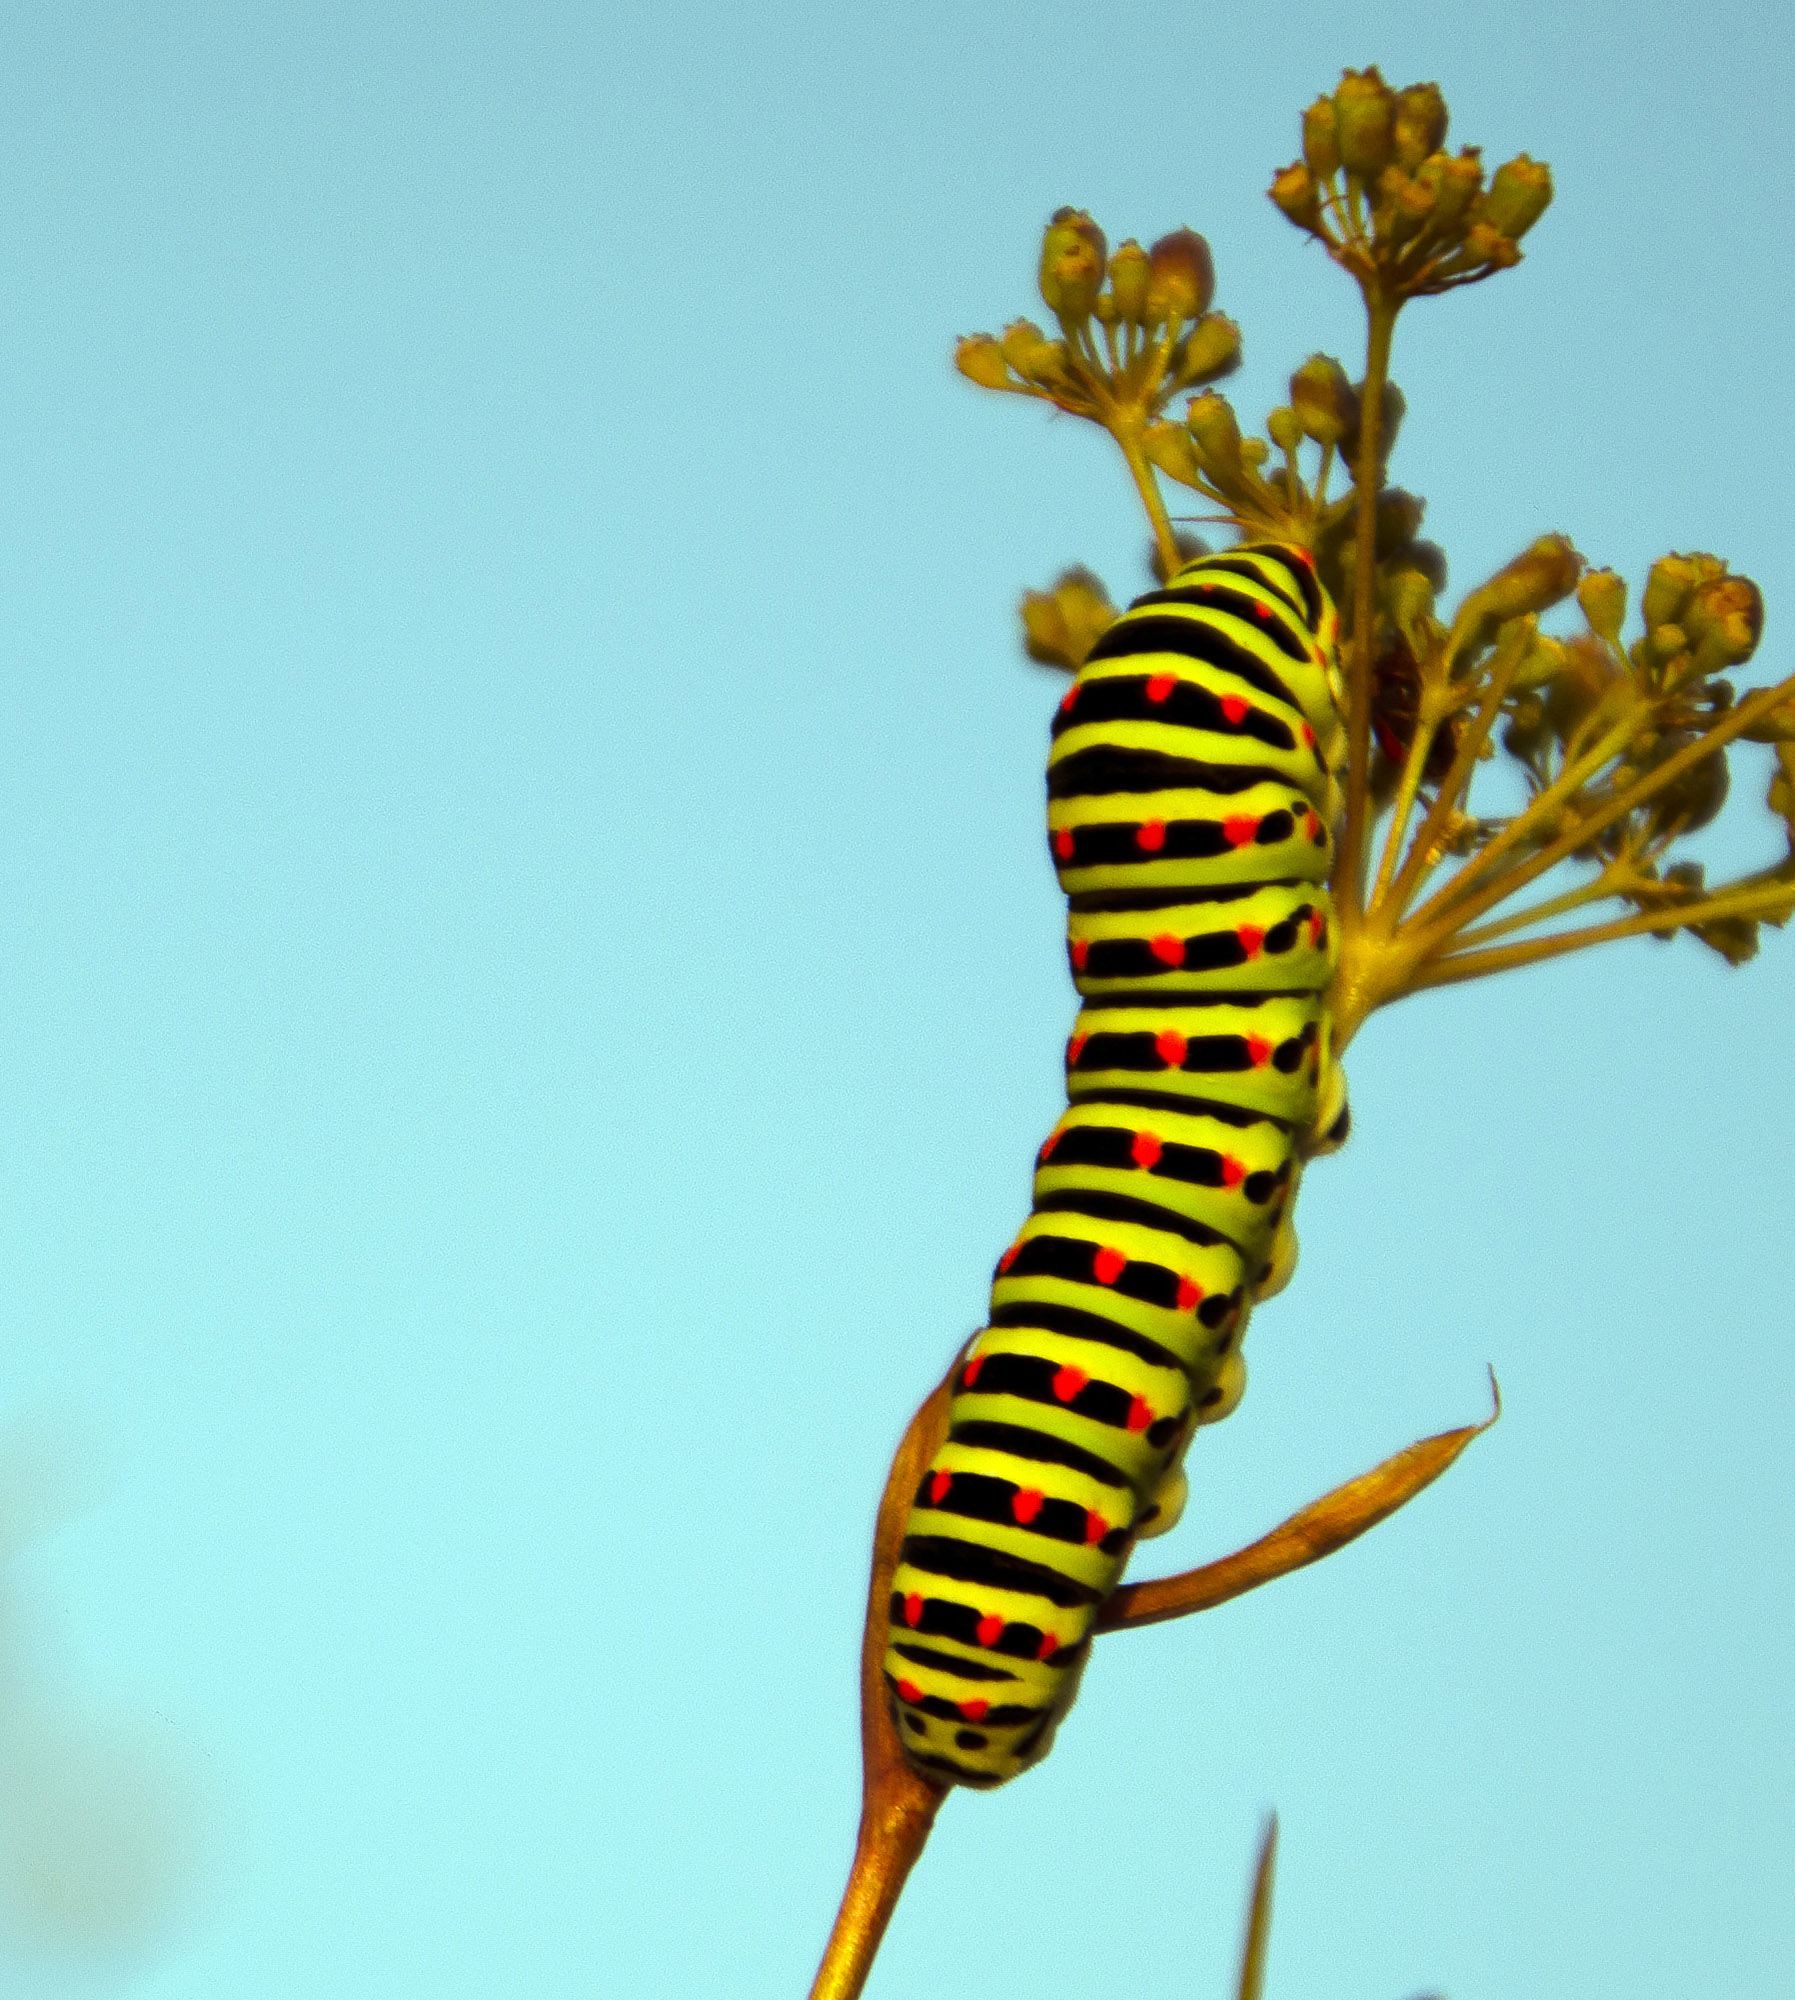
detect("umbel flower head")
[954,210,1241,430]
[1271,66,1552,298]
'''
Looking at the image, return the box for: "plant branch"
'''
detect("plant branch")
[1095,1375,1498,1633]
[1334,290,1399,921]
[1414,670,1795,947]
[1407,879,1795,992]
[1120,428,1184,580]
[807,1355,958,2000]
[1380,620,1534,918]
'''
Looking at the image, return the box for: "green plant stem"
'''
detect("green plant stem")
[1368,700,1442,911]
[1335,289,1398,921]
[1409,877,1795,991]
[1380,622,1533,918]
[1415,671,1795,946]
[1404,706,1642,937]
[1121,428,1183,580]
[1445,868,1630,951]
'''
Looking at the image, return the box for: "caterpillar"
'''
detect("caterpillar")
[883,542,1350,1788]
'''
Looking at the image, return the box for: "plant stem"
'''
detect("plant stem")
[1403,706,1641,937]
[1409,878,1795,991]
[1381,620,1533,918]
[808,1357,957,2000]
[1335,289,1398,921]
[1415,671,1795,946]
[1120,426,1184,580]
[1446,868,1626,951]
[1096,1382,1497,1633]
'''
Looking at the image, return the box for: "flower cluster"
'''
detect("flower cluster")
[1270,68,1553,297]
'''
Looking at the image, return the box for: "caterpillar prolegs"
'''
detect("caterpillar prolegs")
[884,543,1351,1788]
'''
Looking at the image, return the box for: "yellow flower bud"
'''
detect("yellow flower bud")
[1455,534,1583,650]
[1021,568,1117,672]
[1187,392,1246,484]
[1145,228,1215,325]
[1577,569,1627,646]
[1641,552,1721,631]
[1462,222,1521,269]
[954,334,1013,391]
[999,319,1077,394]
[1333,66,1396,180]
[1172,313,1241,386]
[1685,573,1764,675]
[1267,407,1303,453]
[1481,155,1554,242]
[1107,240,1150,323]
[1038,207,1107,322]
[1416,149,1484,237]
[1289,353,1355,446]
[1302,96,1341,179]
[1393,84,1448,170]
[1144,421,1203,487]
[1268,161,1323,232]
[1375,164,1434,242]
[1510,628,1568,689]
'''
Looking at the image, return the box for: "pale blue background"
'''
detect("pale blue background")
[0,2,1789,1996]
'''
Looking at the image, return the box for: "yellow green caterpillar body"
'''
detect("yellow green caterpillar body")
[885,543,1351,1786]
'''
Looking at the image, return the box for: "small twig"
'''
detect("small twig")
[1335,291,1399,921]
[1408,880,1795,992]
[807,1354,959,2000]
[1097,1373,1499,1632]
[1237,1818,1279,2000]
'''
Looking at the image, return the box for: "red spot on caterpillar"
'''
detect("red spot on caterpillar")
[1155,1028,1187,1067]
[1150,931,1185,966]
[1130,1130,1162,1169]
[1237,924,1265,958]
[1084,1509,1107,1545]
[997,1242,1020,1272]
[1067,1032,1088,1066]
[1036,1631,1060,1662]
[1176,1275,1204,1312]
[1038,1129,1061,1161]
[959,1698,989,1723]
[903,1594,923,1627]
[1126,1394,1153,1432]
[1302,722,1316,746]
[962,1355,985,1387]
[897,1679,923,1704]
[1221,1156,1246,1188]
[1054,827,1075,860]
[1246,1035,1273,1067]
[1135,819,1166,852]
[1253,603,1270,621]
[1092,1246,1126,1285]
[1310,911,1327,946]
[1146,672,1177,702]
[1070,939,1089,971]
[977,1614,1004,1647]
[1059,684,1079,712]
[1053,1364,1089,1402]
[929,1470,952,1504]
[1011,1488,1043,1524]
[1223,813,1258,847]
[1221,694,1249,724]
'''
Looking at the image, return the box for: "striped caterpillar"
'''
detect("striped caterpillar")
[883,542,1350,1787]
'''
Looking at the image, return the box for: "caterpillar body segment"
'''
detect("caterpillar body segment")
[885,545,1347,1789]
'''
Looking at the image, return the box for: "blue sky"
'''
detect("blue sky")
[0,3,1790,1996]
